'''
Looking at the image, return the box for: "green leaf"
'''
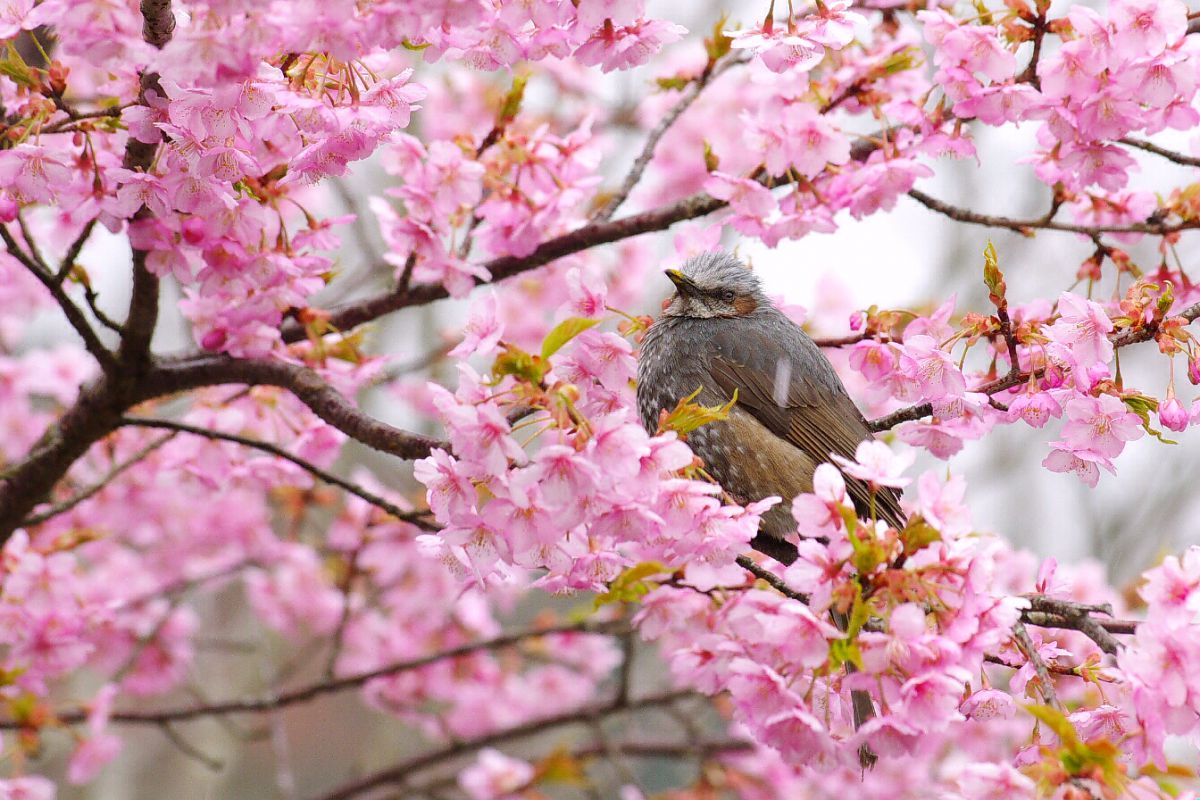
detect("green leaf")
[982,240,1007,304]
[828,638,864,671]
[846,589,870,638]
[536,747,588,786]
[704,13,734,62]
[1123,394,1178,445]
[659,386,737,436]
[655,75,691,92]
[879,46,922,75]
[972,0,994,25]
[593,561,669,609]
[541,316,601,360]
[0,44,35,89]
[493,342,548,385]
[703,140,720,173]
[498,73,528,125]
[1157,280,1176,315]
[1025,703,1080,748]
[400,38,432,51]
[900,514,942,556]
[1025,704,1124,787]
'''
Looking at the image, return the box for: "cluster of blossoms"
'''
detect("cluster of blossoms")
[373,114,602,297]
[416,290,1200,796]
[0,0,1199,798]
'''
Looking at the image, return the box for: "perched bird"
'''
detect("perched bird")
[637,251,903,765]
[637,251,905,563]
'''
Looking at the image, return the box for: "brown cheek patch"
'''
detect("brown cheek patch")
[733,296,758,315]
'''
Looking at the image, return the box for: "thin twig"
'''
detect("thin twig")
[1012,620,1061,710]
[869,301,1200,431]
[736,554,809,603]
[118,416,437,529]
[308,689,694,800]
[55,217,97,283]
[592,54,746,222]
[1119,137,1200,168]
[159,721,225,771]
[0,620,629,728]
[908,188,1200,236]
[0,224,116,370]
[19,434,174,526]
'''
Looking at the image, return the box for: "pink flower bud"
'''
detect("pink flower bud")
[181,217,208,246]
[0,196,18,223]
[200,328,227,351]
[1160,396,1189,432]
[1041,362,1065,389]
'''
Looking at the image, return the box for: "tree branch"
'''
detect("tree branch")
[1020,595,1135,655]
[0,225,116,370]
[118,0,175,363]
[736,554,809,603]
[150,357,447,460]
[19,433,174,527]
[869,301,1200,432]
[592,54,745,223]
[118,416,437,530]
[1012,620,1061,709]
[1118,137,1200,168]
[0,620,628,729]
[0,375,134,538]
[280,135,887,343]
[308,689,694,800]
[907,188,1200,236]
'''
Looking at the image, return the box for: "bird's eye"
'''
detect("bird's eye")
[719,289,736,303]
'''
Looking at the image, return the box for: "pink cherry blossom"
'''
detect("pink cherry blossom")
[1046,292,1115,368]
[458,749,535,800]
[1042,444,1116,488]
[831,440,915,490]
[1060,394,1144,459]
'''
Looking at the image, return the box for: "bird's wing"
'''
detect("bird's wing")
[705,322,906,530]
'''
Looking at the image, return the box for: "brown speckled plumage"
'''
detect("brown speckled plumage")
[637,252,904,559]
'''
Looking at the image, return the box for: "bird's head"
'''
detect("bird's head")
[661,251,767,319]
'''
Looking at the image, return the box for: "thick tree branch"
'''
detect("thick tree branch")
[151,357,447,460]
[1021,595,1136,655]
[0,375,134,536]
[0,0,177,543]
[118,0,175,363]
[0,354,443,542]
[280,135,887,343]
[118,416,437,530]
[139,0,176,47]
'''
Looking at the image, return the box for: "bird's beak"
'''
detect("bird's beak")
[664,269,697,294]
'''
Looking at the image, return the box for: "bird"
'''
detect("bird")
[636,250,905,563]
[636,251,904,767]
